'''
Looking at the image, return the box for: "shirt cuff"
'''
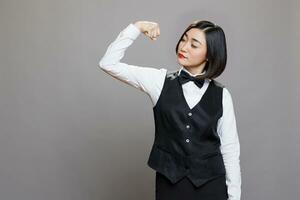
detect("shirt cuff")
[120,23,141,40]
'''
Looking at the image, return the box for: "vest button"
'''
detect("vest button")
[188,112,192,116]
[186,125,190,129]
[185,139,190,143]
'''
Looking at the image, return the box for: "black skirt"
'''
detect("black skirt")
[155,171,228,200]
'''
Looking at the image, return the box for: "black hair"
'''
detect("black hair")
[175,20,227,80]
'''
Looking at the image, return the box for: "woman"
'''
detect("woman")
[98,20,241,200]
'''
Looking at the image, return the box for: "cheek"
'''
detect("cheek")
[191,49,206,60]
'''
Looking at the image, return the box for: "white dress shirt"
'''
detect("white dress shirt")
[98,23,241,200]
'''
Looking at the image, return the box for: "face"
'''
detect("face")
[177,28,208,72]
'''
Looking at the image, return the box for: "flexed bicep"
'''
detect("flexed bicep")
[98,22,166,104]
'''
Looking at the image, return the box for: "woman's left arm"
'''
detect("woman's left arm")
[217,88,242,200]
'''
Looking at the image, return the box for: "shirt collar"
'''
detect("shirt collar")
[178,67,210,81]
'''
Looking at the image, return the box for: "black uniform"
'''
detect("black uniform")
[147,70,228,200]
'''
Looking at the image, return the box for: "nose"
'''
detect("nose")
[180,42,189,52]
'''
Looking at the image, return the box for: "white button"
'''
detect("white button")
[186,139,190,143]
[186,125,190,129]
[188,112,192,116]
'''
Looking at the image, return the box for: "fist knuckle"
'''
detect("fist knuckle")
[140,21,160,39]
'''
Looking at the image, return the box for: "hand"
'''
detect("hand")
[134,21,160,41]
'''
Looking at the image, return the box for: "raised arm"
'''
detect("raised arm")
[217,88,242,200]
[98,22,167,106]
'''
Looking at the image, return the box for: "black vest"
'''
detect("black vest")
[147,70,226,187]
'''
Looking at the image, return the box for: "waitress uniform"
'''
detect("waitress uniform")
[98,23,241,200]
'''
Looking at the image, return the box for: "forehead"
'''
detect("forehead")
[184,28,206,44]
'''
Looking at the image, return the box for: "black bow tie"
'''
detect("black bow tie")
[178,70,205,88]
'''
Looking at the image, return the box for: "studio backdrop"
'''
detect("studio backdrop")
[0,0,299,200]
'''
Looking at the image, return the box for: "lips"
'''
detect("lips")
[178,53,187,59]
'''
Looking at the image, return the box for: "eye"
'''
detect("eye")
[181,38,197,48]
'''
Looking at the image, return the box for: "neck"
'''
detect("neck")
[185,68,204,75]
[182,67,205,76]
[182,61,206,76]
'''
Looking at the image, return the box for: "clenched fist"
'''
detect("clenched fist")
[134,21,160,41]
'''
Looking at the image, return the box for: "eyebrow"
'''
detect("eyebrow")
[183,33,202,44]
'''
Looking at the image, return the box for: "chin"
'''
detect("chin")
[177,59,188,65]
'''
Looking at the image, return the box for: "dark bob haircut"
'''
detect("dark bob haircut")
[175,20,227,80]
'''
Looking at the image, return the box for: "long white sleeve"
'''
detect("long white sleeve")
[217,88,242,200]
[98,23,167,106]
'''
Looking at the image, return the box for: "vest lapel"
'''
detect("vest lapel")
[177,76,213,112]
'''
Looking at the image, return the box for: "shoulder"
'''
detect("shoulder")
[221,87,235,109]
[210,80,234,103]
[166,70,179,80]
[211,79,225,89]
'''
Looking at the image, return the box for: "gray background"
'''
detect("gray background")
[0,0,299,199]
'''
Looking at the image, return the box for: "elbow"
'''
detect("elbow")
[98,58,117,70]
[98,59,109,71]
[98,59,121,73]
[98,59,105,69]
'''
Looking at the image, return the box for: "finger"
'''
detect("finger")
[150,31,155,39]
[155,29,159,37]
[146,32,151,38]
[148,33,153,40]
[152,30,156,38]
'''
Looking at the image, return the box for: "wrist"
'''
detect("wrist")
[133,21,143,32]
